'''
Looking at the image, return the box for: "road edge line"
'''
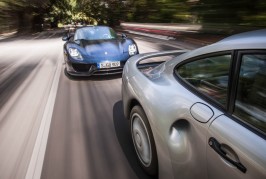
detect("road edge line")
[25,56,62,179]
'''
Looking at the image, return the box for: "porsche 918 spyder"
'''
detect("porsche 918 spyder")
[62,26,138,76]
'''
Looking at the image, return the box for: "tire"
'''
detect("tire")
[130,105,158,176]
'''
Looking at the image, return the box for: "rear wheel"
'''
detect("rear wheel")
[130,105,158,176]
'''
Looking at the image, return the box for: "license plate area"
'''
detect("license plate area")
[98,61,120,69]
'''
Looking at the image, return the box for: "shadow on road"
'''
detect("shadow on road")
[113,101,157,179]
[0,62,39,112]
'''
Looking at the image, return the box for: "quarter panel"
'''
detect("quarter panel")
[127,73,175,179]
[127,71,223,179]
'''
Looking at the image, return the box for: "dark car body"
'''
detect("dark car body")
[63,26,138,76]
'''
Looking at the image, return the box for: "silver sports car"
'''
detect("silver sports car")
[122,30,266,179]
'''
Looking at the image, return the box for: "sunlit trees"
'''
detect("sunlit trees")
[1,0,266,34]
[191,0,266,26]
[0,0,49,33]
[121,0,266,25]
[121,0,194,23]
[48,0,125,26]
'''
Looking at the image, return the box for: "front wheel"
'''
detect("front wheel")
[130,105,158,176]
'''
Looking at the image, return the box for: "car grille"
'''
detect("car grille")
[93,67,124,75]
[72,63,92,72]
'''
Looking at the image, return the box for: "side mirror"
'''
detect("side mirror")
[62,35,69,41]
[121,33,127,39]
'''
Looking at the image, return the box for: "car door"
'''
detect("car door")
[176,51,266,179]
[207,115,266,179]
[175,52,233,178]
[207,51,266,179]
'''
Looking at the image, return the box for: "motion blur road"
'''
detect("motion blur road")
[0,30,196,179]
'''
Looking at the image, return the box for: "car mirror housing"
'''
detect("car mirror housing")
[62,34,74,41]
[122,33,127,39]
[62,35,69,41]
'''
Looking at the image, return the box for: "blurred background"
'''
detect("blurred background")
[1,0,266,35]
[0,1,265,179]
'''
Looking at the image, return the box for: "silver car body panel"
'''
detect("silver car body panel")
[122,52,224,178]
[207,115,266,179]
[122,30,266,179]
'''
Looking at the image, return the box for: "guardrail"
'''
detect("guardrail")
[120,22,263,35]
[119,22,226,45]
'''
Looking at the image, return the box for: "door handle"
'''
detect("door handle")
[209,137,247,173]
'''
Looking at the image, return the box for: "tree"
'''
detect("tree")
[191,0,266,26]
[0,0,50,33]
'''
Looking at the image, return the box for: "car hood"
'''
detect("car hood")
[79,39,123,57]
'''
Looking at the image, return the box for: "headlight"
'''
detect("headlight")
[68,48,83,60]
[128,44,137,55]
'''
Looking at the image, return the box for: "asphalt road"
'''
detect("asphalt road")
[0,31,64,179]
[0,30,190,179]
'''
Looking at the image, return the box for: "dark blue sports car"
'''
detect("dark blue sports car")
[62,26,139,76]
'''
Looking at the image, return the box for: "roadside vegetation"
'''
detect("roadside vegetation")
[1,0,266,34]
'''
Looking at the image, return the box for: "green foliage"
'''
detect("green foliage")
[47,0,125,26]
[191,0,266,26]
[0,0,50,33]
[1,0,266,34]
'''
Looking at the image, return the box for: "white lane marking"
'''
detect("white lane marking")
[25,56,62,179]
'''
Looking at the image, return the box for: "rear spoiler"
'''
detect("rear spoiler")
[125,50,189,77]
[137,61,164,70]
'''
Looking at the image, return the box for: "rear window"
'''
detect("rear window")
[176,54,232,108]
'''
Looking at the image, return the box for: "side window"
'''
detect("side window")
[176,54,231,107]
[234,54,266,133]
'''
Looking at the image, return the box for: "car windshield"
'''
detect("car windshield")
[74,26,118,41]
